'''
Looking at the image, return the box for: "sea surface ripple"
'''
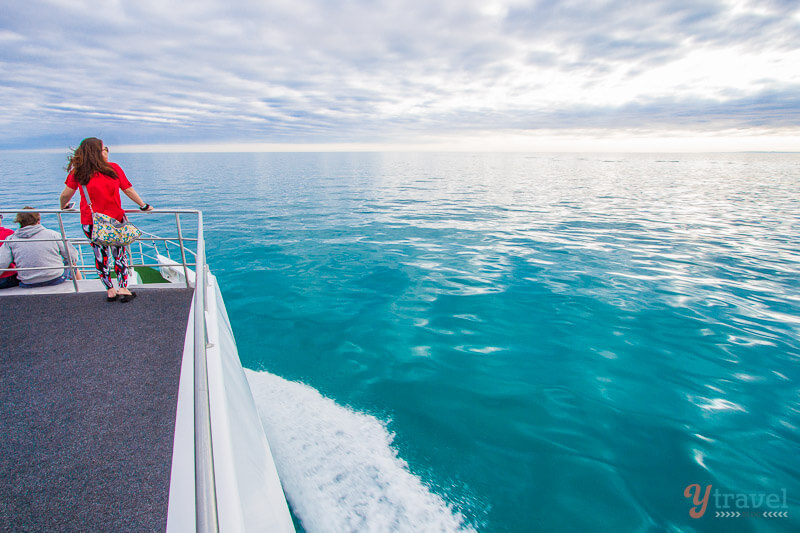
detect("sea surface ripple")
[2,151,799,532]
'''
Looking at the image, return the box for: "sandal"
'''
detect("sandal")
[106,294,119,302]
[119,291,137,303]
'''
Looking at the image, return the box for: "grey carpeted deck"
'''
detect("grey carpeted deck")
[0,288,194,532]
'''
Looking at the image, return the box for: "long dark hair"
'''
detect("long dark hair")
[67,137,117,185]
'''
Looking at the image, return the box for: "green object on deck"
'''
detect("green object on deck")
[134,266,170,284]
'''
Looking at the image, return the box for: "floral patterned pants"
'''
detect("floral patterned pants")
[82,224,129,289]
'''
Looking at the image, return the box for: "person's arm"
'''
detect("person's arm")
[60,186,77,209]
[60,239,83,280]
[65,241,80,265]
[0,241,12,270]
[122,187,154,211]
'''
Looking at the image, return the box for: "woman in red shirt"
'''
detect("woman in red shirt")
[59,137,154,302]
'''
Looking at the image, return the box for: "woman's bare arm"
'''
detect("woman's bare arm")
[122,187,154,211]
[59,186,76,209]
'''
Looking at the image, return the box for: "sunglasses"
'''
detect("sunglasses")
[103,146,109,153]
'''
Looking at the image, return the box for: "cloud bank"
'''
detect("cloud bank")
[1,0,799,150]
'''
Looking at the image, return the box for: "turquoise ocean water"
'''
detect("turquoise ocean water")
[2,152,799,532]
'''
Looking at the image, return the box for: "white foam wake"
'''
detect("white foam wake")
[245,370,474,533]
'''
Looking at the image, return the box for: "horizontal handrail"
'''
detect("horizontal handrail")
[0,208,203,214]
[0,236,197,244]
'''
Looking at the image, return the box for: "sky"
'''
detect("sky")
[1,0,799,152]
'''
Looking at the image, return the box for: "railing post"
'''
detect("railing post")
[175,213,191,288]
[56,211,79,293]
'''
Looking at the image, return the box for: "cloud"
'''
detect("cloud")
[0,0,798,149]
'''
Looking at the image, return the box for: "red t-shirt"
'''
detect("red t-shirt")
[0,226,16,278]
[65,162,133,225]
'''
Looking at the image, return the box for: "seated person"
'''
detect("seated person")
[0,213,19,289]
[0,208,83,288]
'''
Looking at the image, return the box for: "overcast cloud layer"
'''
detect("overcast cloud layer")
[1,0,799,150]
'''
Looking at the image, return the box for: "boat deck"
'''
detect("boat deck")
[0,285,193,531]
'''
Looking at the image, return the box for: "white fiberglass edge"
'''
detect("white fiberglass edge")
[166,298,198,531]
[205,272,294,532]
[167,270,294,532]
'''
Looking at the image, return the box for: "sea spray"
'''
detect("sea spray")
[245,370,474,533]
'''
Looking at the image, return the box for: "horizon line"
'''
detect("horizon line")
[3,147,798,154]
[2,134,799,155]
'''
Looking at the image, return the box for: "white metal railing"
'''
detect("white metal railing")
[0,209,199,290]
[0,207,219,532]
